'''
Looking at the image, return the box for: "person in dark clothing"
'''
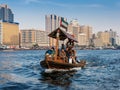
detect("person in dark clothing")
[61,43,65,50]
[60,49,66,61]
[45,47,55,54]
[66,39,74,49]
[45,49,53,55]
[45,47,55,60]
[65,47,70,62]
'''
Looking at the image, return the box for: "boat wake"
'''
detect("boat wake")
[44,67,81,73]
[40,68,77,86]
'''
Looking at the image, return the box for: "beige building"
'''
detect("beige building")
[93,38,103,47]
[80,25,92,38]
[97,31,110,46]
[67,20,80,45]
[80,25,92,46]
[36,30,49,46]
[78,33,87,46]
[0,21,19,48]
[68,20,93,46]
[20,29,49,48]
[20,29,36,48]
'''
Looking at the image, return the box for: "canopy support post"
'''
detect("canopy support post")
[55,30,59,61]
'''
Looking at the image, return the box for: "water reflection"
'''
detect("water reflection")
[40,70,76,87]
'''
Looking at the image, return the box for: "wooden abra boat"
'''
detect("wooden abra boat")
[40,57,86,69]
[40,27,86,69]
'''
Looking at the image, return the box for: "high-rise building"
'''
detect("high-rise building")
[109,29,117,46]
[93,38,103,47]
[80,25,92,39]
[45,14,64,32]
[45,14,67,46]
[0,4,19,48]
[80,25,92,46]
[0,4,14,22]
[68,19,80,43]
[78,33,87,46]
[116,36,120,46]
[97,31,110,47]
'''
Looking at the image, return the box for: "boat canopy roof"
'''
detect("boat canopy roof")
[48,27,78,42]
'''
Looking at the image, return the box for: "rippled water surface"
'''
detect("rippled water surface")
[0,50,120,90]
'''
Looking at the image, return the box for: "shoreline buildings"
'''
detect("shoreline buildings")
[0,4,119,49]
[93,29,119,48]
[80,25,92,46]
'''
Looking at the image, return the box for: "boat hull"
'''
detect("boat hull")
[40,60,86,69]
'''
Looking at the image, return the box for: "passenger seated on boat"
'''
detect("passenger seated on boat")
[65,47,70,62]
[45,47,55,60]
[66,39,74,49]
[45,47,54,55]
[60,49,68,62]
[51,47,55,56]
[72,50,77,60]
[61,43,65,50]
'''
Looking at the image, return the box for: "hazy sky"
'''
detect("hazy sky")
[0,0,120,35]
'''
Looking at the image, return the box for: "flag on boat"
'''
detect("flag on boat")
[60,17,68,31]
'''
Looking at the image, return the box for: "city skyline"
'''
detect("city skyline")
[0,0,120,35]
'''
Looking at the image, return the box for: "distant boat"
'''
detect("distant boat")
[0,45,7,50]
[40,27,86,70]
